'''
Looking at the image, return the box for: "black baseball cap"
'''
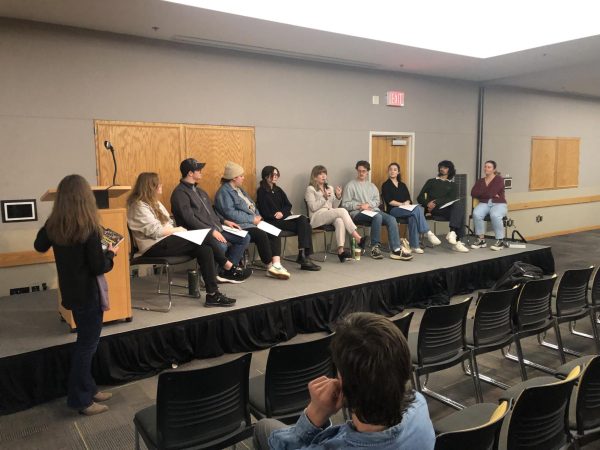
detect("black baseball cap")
[180,158,206,176]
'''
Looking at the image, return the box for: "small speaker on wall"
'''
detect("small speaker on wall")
[1,199,37,223]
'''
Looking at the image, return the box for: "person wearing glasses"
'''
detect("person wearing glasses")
[256,166,320,271]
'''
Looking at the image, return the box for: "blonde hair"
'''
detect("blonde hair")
[127,172,170,224]
[45,174,102,245]
[309,165,328,190]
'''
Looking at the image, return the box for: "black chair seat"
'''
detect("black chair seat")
[131,254,194,266]
[499,376,558,402]
[434,402,498,434]
[555,355,596,379]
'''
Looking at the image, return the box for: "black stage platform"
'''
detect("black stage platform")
[0,243,554,414]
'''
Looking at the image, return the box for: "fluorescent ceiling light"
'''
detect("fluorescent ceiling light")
[163,0,600,58]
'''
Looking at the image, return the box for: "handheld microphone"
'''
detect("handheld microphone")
[104,140,114,151]
[324,182,329,191]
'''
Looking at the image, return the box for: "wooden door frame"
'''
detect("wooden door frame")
[368,131,416,195]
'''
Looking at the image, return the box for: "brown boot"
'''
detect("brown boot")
[93,391,113,402]
[79,402,109,416]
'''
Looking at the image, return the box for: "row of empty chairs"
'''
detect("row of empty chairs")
[133,264,600,449]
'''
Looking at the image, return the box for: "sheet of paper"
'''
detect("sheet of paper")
[398,204,417,211]
[173,228,211,246]
[257,220,282,236]
[359,210,378,218]
[284,214,301,221]
[439,199,459,209]
[222,225,249,237]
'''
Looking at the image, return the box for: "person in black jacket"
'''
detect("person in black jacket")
[170,158,252,283]
[34,174,119,416]
[256,166,321,271]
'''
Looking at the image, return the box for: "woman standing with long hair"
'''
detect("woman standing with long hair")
[34,175,118,416]
[304,165,366,262]
[127,172,239,305]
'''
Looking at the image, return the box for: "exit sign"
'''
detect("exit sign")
[386,91,405,107]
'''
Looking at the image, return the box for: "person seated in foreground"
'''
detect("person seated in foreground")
[342,160,412,261]
[256,165,320,271]
[416,160,469,253]
[170,158,252,283]
[215,161,291,280]
[305,165,366,262]
[470,160,508,251]
[127,172,236,307]
[253,312,436,450]
[381,162,441,254]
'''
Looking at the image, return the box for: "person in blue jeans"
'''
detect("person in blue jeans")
[253,312,435,450]
[34,174,119,416]
[381,162,441,254]
[341,160,412,261]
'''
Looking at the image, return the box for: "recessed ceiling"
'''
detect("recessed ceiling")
[2,0,600,98]
[165,0,600,58]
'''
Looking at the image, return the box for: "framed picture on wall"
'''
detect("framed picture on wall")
[1,199,37,223]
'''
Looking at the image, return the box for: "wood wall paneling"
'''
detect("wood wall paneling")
[183,125,256,200]
[556,138,580,188]
[529,138,557,190]
[95,121,256,213]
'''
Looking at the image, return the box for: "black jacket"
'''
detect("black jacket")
[256,185,293,223]
[34,227,114,310]
[171,180,223,231]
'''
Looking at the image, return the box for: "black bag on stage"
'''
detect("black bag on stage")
[491,261,544,291]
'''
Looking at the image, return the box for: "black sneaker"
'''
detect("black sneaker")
[204,291,236,307]
[390,249,413,261]
[370,244,384,259]
[296,254,322,271]
[470,238,487,249]
[217,266,252,284]
[490,239,506,251]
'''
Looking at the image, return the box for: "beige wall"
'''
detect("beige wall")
[1,18,599,295]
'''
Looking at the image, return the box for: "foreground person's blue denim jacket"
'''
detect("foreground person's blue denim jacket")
[269,392,435,450]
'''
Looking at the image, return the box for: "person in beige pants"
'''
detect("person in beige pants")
[305,165,366,262]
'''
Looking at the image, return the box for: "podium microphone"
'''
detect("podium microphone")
[103,141,118,186]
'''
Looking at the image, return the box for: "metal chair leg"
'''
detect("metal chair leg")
[538,325,578,359]
[468,353,484,403]
[463,354,510,391]
[132,264,173,312]
[502,342,556,376]
[418,371,466,410]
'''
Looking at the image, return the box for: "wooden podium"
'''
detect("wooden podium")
[41,186,132,330]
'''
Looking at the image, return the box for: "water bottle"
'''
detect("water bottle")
[187,269,200,297]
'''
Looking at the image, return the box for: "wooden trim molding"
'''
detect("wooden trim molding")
[527,225,600,241]
[0,250,54,268]
[510,195,600,211]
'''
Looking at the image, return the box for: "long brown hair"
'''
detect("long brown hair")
[309,165,328,190]
[127,172,170,224]
[45,174,102,245]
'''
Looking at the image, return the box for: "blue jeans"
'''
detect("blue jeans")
[356,211,401,251]
[217,230,251,266]
[67,297,103,409]
[473,200,507,239]
[389,205,430,248]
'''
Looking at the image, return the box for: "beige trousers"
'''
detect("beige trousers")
[311,208,357,247]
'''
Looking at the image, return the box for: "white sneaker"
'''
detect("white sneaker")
[426,231,441,246]
[267,264,291,280]
[446,231,457,245]
[411,247,424,254]
[400,238,412,254]
[453,241,469,253]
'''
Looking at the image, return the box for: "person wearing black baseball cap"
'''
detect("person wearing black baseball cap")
[171,158,252,284]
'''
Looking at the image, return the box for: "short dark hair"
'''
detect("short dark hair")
[331,312,414,427]
[355,160,370,171]
[259,165,280,190]
[438,160,456,180]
